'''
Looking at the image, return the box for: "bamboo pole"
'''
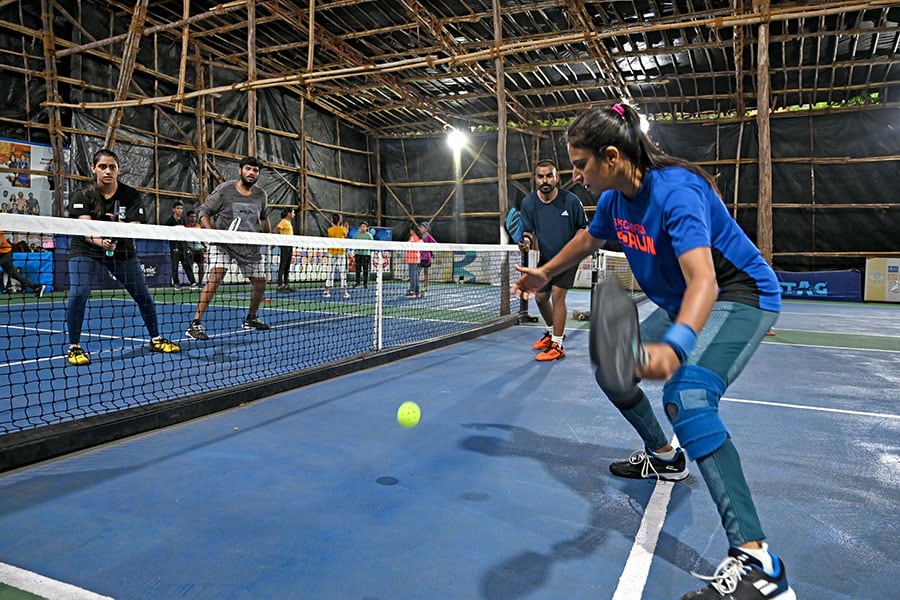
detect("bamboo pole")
[493,0,510,313]
[299,96,308,233]
[196,48,209,200]
[153,32,161,222]
[56,1,250,58]
[306,0,315,73]
[732,120,744,219]
[755,2,773,262]
[246,0,257,156]
[104,0,150,150]
[175,0,190,114]
[375,138,382,227]
[40,0,66,216]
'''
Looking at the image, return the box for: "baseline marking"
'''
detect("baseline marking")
[0,562,114,600]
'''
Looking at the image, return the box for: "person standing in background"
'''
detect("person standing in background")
[519,159,588,362]
[275,208,295,292]
[165,201,199,291]
[324,213,349,299]
[405,224,422,298]
[418,222,436,294]
[184,210,206,284]
[353,222,374,289]
[0,230,44,297]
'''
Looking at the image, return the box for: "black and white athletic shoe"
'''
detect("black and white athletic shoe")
[186,321,209,341]
[681,546,796,600]
[242,316,270,331]
[609,447,689,481]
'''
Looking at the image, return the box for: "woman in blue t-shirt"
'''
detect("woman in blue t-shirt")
[513,104,794,600]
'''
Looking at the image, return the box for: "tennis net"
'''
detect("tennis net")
[0,214,520,468]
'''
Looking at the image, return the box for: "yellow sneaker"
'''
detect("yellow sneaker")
[66,345,90,366]
[149,337,181,353]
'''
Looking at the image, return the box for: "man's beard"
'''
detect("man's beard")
[240,174,257,188]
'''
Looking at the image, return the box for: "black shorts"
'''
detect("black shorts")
[419,258,431,268]
[538,263,578,293]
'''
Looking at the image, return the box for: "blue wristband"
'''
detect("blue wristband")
[662,323,697,363]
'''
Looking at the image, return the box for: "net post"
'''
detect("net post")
[374,250,384,351]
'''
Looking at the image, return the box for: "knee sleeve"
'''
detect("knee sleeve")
[663,365,729,461]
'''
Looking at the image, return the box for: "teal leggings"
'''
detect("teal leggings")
[617,301,778,546]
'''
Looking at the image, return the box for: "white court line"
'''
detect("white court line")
[612,394,899,599]
[723,396,900,420]
[612,435,681,600]
[612,480,675,599]
[0,562,114,600]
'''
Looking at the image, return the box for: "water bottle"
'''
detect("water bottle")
[106,201,120,257]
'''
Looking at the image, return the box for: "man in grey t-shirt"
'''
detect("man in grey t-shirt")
[186,156,271,340]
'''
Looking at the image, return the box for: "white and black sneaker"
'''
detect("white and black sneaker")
[609,447,689,481]
[681,546,796,600]
[186,320,209,341]
[242,316,270,331]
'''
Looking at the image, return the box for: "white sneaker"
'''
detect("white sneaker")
[343,291,350,299]
[323,290,331,297]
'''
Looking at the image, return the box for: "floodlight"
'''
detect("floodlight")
[446,128,468,151]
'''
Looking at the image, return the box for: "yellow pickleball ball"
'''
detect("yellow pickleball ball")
[397,401,421,428]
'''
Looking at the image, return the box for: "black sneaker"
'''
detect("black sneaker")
[609,447,689,481]
[186,321,209,341]
[680,546,796,600]
[242,316,270,331]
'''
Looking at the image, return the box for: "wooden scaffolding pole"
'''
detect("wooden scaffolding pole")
[375,138,382,227]
[494,0,510,314]
[196,49,209,200]
[755,1,773,262]
[299,97,308,233]
[174,0,191,114]
[246,0,257,156]
[56,1,250,58]
[39,0,66,216]
[104,0,150,150]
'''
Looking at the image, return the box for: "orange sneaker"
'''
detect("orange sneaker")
[533,332,552,350]
[535,341,565,361]
[532,332,566,351]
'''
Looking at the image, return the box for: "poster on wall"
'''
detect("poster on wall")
[864,257,900,303]
[0,137,70,218]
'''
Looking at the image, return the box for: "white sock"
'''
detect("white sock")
[653,447,677,460]
[740,542,774,574]
[551,335,564,346]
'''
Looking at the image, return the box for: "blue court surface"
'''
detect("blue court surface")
[0,294,897,599]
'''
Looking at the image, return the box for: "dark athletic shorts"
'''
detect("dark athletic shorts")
[538,262,578,293]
